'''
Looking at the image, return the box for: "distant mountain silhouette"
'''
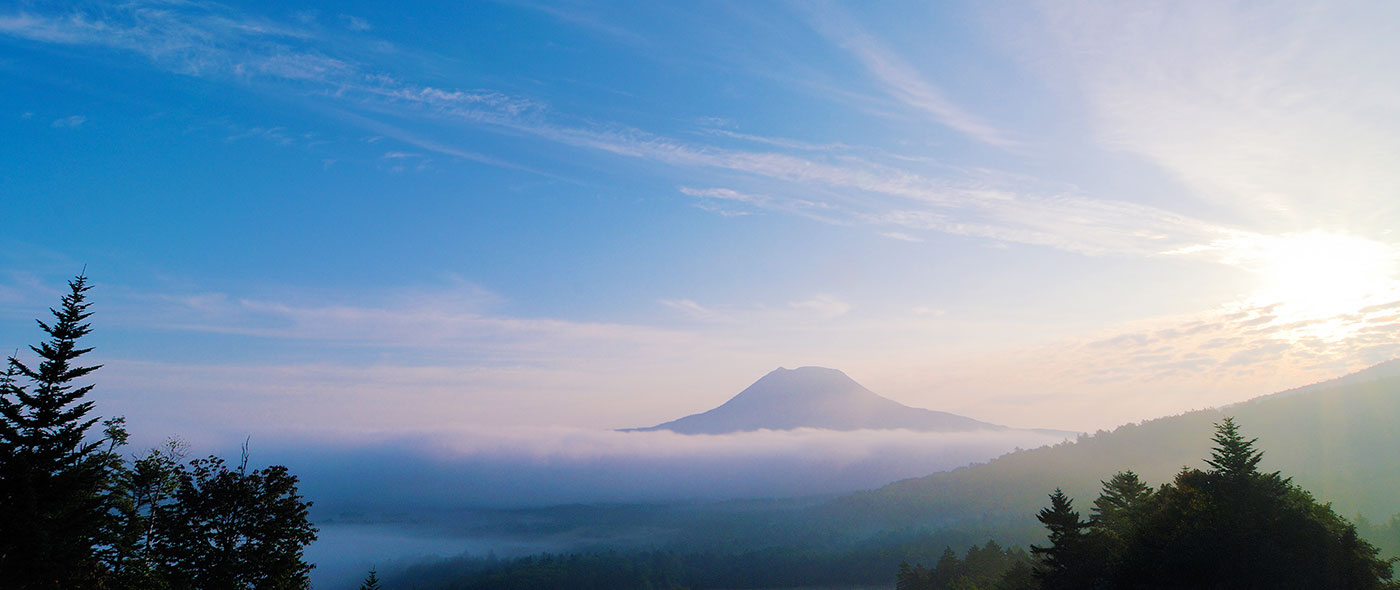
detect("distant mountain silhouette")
[820,359,1400,542]
[627,366,1069,435]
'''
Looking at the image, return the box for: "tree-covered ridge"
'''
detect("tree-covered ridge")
[1032,418,1397,589]
[0,275,317,589]
[827,374,1400,543]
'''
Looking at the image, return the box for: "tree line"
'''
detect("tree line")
[892,418,1397,590]
[0,275,317,589]
[895,541,1033,590]
[1029,417,1396,589]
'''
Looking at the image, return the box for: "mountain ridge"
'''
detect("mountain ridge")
[818,359,1400,543]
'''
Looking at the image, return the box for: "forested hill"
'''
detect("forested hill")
[822,366,1400,543]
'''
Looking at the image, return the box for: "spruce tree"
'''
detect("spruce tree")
[359,568,382,590]
[1204,416,1265,480]
[1030,488,1089,590]
[0,274,125,588]
[933,545,959,586]
[895,561,915,590]
[1091,470,1152,543]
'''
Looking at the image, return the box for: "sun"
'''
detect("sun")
[1253,231,1400,321]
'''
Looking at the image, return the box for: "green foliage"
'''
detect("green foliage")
[1087,469,1153,576]
[1033,419,1398,589]
[151,453,318,589]
[1089,470,1151,538]
[1204,416,1266,480]
[106,438,188,586]
[0,275,318,589]
[1356,513,1400,565]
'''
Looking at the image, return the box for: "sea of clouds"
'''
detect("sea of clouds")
[242,426,1075,510]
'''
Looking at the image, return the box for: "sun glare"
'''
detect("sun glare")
[1254,232,1400,322]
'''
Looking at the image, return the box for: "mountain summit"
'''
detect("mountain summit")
[628,366,1008,434]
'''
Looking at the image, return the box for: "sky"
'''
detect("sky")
[4,0,1400,447]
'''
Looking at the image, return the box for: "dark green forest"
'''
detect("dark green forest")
[0,276,317,589]
[1029,418,1394,589]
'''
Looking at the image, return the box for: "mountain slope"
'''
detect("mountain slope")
[629,366,1016,435]
[821,364,1400,543]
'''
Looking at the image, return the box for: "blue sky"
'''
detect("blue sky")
[4,0,1400,444]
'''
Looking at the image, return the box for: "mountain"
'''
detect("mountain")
[819,360,1400,544]
[628,366,1063,435]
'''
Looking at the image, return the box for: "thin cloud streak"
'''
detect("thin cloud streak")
[500,0,651,47]
[1,1,1248,262]
[50,114,85,128]
[797,2,1019,148]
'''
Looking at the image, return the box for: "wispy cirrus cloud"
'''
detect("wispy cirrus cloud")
[136,286,692,361]
[6,2,1395,270]
[0,5,319,76]
[0,0,1246,263]
[797,3,1018,149]
[500,0,650,47]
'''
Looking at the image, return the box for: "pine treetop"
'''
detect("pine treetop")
[1205,417,1263,480]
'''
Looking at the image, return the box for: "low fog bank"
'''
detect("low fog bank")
[245,427,1073,511]
[306,522,563,589]
[240,426,1071,588]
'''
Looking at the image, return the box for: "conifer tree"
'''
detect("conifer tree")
[1030,488,1088,590]
[0,274,126,587]
[995,560,1035,590]
[359,568,383,590]
[933,545,959,586]
[1091,470,1152,543]
[895,561,915,590]
[1204,416,1265,480]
